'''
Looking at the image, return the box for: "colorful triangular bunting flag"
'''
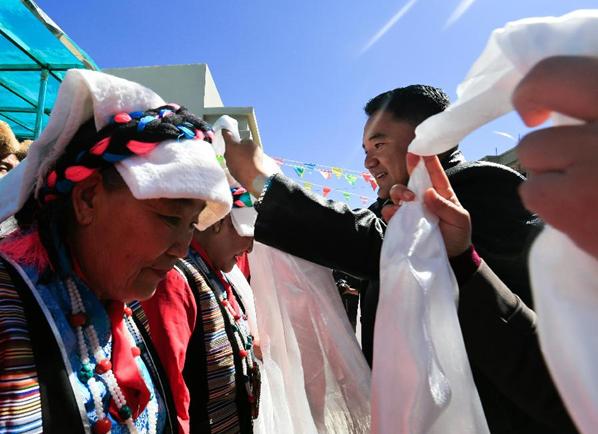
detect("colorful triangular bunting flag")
[319,169,331,180]
[345,174,358,185]
[332,167,343,178]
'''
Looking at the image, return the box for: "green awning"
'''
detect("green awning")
[0,0,98,140]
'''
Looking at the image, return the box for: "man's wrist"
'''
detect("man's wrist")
[449,245,482,286]
[254,174,275,208]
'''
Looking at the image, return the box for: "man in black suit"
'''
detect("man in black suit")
[222,84,576,433]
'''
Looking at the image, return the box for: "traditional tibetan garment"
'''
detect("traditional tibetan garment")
[180,241,260,434]
[144,240,260,434]
[0,230,177,433]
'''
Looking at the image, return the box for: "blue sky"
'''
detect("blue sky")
[36,0,597,205]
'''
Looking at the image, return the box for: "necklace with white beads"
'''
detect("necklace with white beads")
[66,277,158,434]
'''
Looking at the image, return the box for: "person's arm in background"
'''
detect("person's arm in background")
[223,131,385,280]
[444,161,542,308]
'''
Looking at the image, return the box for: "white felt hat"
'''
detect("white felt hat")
[230,207,257,238]
[0,69,231,229]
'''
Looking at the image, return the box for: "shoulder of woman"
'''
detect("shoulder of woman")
[143,269,198,328]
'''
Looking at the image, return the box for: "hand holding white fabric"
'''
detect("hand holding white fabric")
[373,156,488,434]
[382,154,472,258]
[384,10,598,434]
[409,10,598,156]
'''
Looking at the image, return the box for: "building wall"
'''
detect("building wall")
[103,64,224,114]
[481,146,523,173]
[103,63,262,147]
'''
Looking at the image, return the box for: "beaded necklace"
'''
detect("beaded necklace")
[66,277,158,434]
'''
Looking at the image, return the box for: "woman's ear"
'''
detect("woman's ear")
[70,172,104,226]
[212,219,224,234]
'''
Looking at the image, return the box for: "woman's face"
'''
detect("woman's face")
[0,153,19,177]
[194,215,254,273]
[70,173,205,302]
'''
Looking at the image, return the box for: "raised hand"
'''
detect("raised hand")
[222,130,270,197]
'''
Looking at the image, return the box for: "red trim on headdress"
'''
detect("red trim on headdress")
[65,166,97,182]
[126,140,159,155]
[90,137,111,156]
[114,113,132,124]
[47,171,58,188]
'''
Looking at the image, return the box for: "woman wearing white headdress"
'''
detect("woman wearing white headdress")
[0,69,231,434]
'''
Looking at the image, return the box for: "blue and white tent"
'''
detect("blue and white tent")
[0,0,97,139]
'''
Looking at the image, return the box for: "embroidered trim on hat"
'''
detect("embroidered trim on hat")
[231,187,254,208]
[39,104,215,203]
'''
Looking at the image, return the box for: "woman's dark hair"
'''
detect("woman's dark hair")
[15,104,212,275]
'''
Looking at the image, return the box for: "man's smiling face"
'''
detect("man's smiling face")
[363,110,416,199]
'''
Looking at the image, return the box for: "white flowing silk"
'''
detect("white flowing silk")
[248,242,371,434]
[529,228,598,434]
[372,163,489,434]
[373,9,598,434]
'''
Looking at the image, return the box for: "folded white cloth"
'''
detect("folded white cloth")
[0,217,17,238]
[117,137,231,230]
[0,69,231,229]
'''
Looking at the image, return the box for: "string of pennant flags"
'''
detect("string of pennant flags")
[272,156,379,190]
[298,180,375,206]
[216,154,379,206]
[271,156,379,206]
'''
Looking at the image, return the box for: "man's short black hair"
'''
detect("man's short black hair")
[364,85,450,125]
